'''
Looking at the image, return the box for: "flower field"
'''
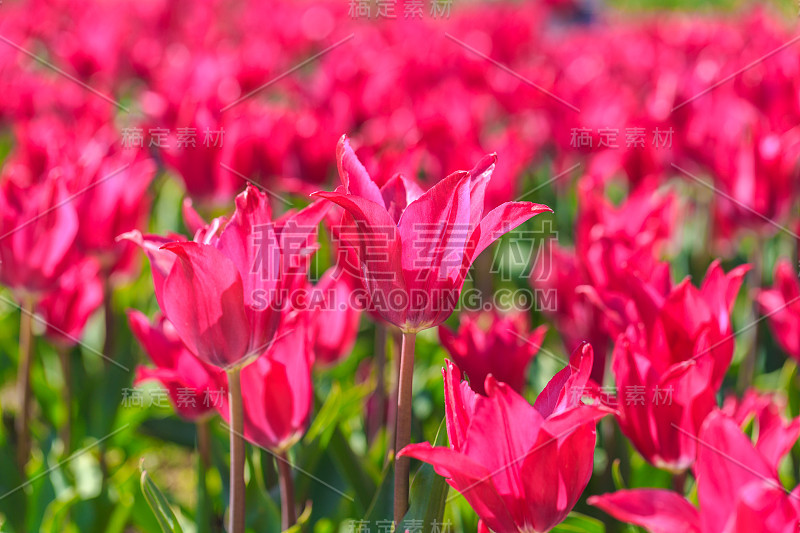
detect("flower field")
[0,0,799,532]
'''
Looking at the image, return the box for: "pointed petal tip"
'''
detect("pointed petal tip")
[531,203,553,213]
[116,229,143,243]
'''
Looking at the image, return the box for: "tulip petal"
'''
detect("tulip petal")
[534,342,594,418]
[161,242,251,368]
[695,410,778,533]
[588,489,703,533]
[398,170,472,287]
[442,360,477,451]
[380,173,423,223]
[466,377,542,501]
[466,153,497,231]
[311,190,407,325]
[397,443,519,533]
[464,201,552,278]
[336,135,385,208]
[521,421,598,531]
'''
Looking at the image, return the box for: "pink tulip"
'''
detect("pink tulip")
[129,311,226,421]
[399,343,610,533]
[37,257,104,345]
[602,261,749,472]
[312,135,551,333]
[757,260,800,362]
[125,185,328,369]
[590,410,800,533]
[216,312,314,452]
[722,389,800,471]
[438,309,547,395]
[69,145,155,271]
[0,171,79,295]
[532,186,676,382]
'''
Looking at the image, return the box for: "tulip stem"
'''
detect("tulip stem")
[227,367,246,533]
[16,294,35,476]
[738,236,763,391]
[57,345,72,453]
[367,323,388,443]
[277,451,296,529]
[393,330,416,525]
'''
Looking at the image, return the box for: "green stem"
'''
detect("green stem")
[277,451,296,529]
[227,368,245,533]
[16,294,35,476]
[58,344,72,453]
[738,236,763,390]
[393,331,416,525]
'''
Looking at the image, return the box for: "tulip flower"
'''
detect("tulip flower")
[37,257,104,347]
[438,309,547,395]
[400,343,611,533]
[216,312,313,454]
[722,389,800,471]
[126,185,327,532]
[589,410,800,533]
[126,185,328,370]
[756,260,800,362]
[0,171,79,295]
[593,261,749,472]
[69,147,155,274]
[313,135,551,522]
[532,186,676,383]
[313,135,551,333]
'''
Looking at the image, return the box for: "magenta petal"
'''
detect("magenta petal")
[397,170,472,311]
[695,410,778,533]
[275,198,331,285]
[311,190,407,325]
[216,186,282,351]
[521,422,597,531]
[442,360,477,451]
[336,135,385,208]
[161,242,251,368]
[588,490,703,533]
[397,443,519,533]
[466,153,497,231]
[215,318,313,452]
[464,201,552,278]
[466,377,542,499]
[534,342,594,418]
[380,173,423,223]
[182,198,207,237]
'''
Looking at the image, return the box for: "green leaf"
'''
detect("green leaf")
[329,428,378,514]
[400,418,449,530]
[364,461,394,524]
[139,461,184,533]
[551,512,606,533]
